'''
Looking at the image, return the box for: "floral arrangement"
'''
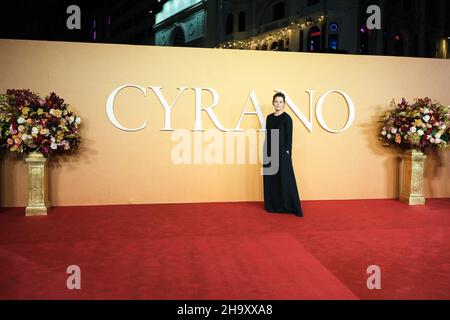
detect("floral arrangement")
[378,97,449,152]
[0,89,81,158]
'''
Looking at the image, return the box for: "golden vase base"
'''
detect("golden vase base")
[399,149,427,206]
[26,203,51,216]
[25,151,51,216]
[399,195,425,205]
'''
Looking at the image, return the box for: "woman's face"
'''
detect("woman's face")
[273,96,285,112]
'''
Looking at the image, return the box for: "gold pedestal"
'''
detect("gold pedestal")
[25,151,51,216]
[399,149,427,205]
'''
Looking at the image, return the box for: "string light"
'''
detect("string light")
[216,15,327,50]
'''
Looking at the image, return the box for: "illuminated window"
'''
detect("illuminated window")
[307,26,321,52]
[360,25,369,54]
[394,33,404,56]
[328,34,339,50]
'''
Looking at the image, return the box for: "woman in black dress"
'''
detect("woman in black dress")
[263,92,303,217]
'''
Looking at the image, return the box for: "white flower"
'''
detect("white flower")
[40,128,50,136]
[409,127,417,133]
[21,134,31,141]
[423,107,430,114]
[435,138,442,144]
[391,128,398,134]
[387,134,392,139]
[68,116,74,124]
[422,115,431,122]
[75,117,81,125]
[31,127,39,135]
[50,142,58,150]
[50,136,56,143]
[62,140,70,150]
[430,138,435,143]
[17,117,26,124]
[381,130,387,136]
[435,130,444,139]
[417,129,424,136]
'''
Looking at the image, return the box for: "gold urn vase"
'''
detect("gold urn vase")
[399,148,427,205]
[25,151,51,216]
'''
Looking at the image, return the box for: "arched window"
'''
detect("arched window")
[299,29,304,51]
[238,11,246,32]
[172,26,185,46]
[270,41,279,50]
[393,33,404,56]
[226,13,233,34]
[359,25,369,54]
[307,26,321,52]
[328,34,339,50]
[273,2,285,21]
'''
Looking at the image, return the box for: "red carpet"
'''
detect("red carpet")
[0,198,449,299]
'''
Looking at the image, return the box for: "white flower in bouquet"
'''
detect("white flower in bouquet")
[409,127,417,133]
[62,140,70,150]
[387,133,392,139]
[381,130,387,136]
[17,117,26,124]
[435,130,445,139]
[75,116,81,125]
[40,128,50,136]
[422,115,431,122]
[430,137,441,144]
[50,108,62,118]
[391,127,398,134]
[31,126,39,135]
[21,133,32,141]
[417,129,424,136]
[50,142,58,150]
[68,115,75,124]
[9,124,18,134]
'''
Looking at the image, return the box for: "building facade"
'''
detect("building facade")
[90,0,448,59]
[215,0,449,58]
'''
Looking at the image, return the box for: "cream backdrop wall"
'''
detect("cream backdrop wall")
[0,39,449,207]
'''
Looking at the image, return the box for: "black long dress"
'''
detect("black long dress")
[263,112,303,217]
